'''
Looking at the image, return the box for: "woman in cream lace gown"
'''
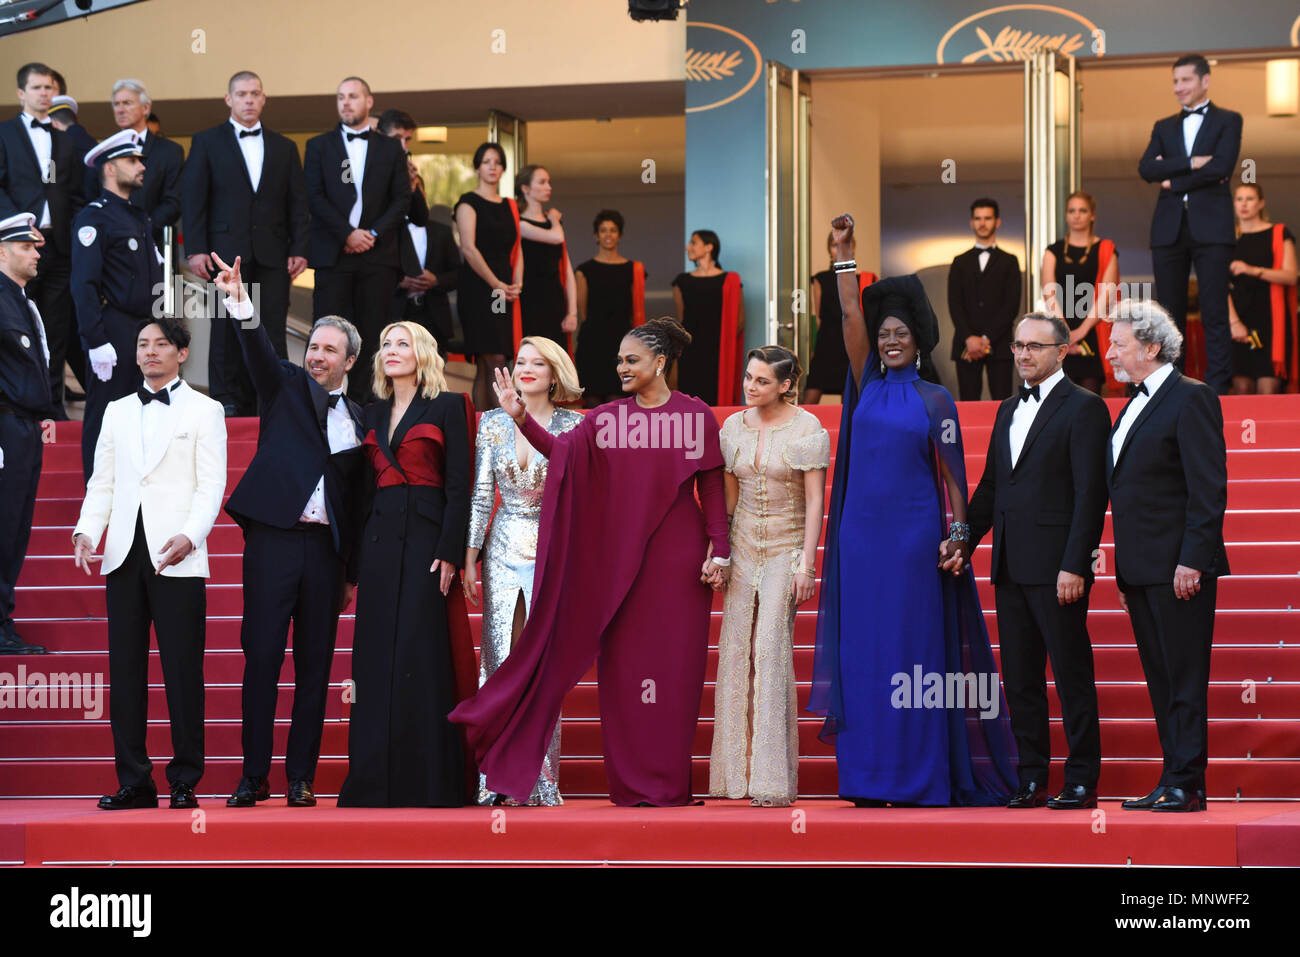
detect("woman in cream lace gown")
[464,337,583,805]
[709,346,829,806]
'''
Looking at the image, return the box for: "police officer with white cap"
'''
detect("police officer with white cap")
[72,129,163,481]
[0,212,52,654]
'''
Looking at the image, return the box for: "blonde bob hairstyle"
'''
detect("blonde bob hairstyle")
[371,322,447,400]
[516,335,584,404]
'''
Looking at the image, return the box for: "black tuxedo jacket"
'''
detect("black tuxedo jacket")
[1107,368,1230,586]
[182,122,308,267]
[0,114,85,257]
[303,127,410,269]
[398,191,460,324]
[968,375,1111,586]
[223,307,367,568]
[130,131,184,245]
[947,246,1021,360]
[1138,102,1242,247]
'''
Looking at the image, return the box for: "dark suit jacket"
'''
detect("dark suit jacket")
[303,127,410,269]
[1138,102,1242,247]
[947,246,1021,360]
[0,114,85,257]
[1107,368,1230,586]
[129,132,183,248]
[223,306,367,570]
[182,122,308,267]
[968,374,1111,586]
[397,192,459,339]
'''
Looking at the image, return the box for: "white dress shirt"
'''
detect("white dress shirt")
[299,388,359,524]
[341,125,369,229]
[1111,362,1175,464]
[1009,366,1064,468]
[230,118,264,191]
[1181,98,1208,203]
[21,111,52,227]
[975,242,995,272]
[406,222,428,297]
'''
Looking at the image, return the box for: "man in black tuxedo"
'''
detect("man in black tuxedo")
[183,70,309,416]
[304,77,410,403]
[110,79,184,254]
[961,313,1110,810]
[377,110,458,355]
[947,197,1021,400]
[1138,54,1242,396]
[0,63,86,417]
[209,253,367,809]
[1105,298,1229,813]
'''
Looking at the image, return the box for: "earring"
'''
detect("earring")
[880,359,886,373]
[548,383,556,396]
[915,353,921,370]
[656,366,663,377]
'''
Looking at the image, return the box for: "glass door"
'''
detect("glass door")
[765,62,812,358]
[1023,51,1081,308]
[487,111,527,201]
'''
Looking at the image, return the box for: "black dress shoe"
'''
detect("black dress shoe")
[287,779,316,807]
[0,630,46,655]
[98,785,159,810]
[1151,786,1204,812]
[1047,784,1098,809]
[169,783,199,809]
[1122,785,1168,810]
[1006,781,1050,808]
[226,775,270,807]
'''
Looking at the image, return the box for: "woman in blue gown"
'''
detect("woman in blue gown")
[809,213,1017,807]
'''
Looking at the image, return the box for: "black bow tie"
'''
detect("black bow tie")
[1019,383,1040,403]
[1126,381,1149,398]
[138,384,172,406]
[345,130,369,142]
[239,127,261,138]
[1182,105,1208,117]
[29,118,51,132]
[327,393,343,409]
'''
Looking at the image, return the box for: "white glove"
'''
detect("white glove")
[88,342,117,382]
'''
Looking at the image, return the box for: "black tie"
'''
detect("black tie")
[239,128,261,138]
[1182,105,1208,117]
[29,118,52,132]
[1019,383,1039,403]
[327,393,343,409]
[1126,381,1149,398]
[138,385,171,406]
[346,130,369,142]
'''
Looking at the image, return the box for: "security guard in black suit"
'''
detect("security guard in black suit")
[0,212,52,654]
[72,130,162,481]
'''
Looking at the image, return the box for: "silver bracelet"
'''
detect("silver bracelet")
[948,521,970,543]
[710,556,731,567]
[833,259,857,274]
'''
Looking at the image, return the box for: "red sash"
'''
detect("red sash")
[507,198,523,356]
[858,272,877,296]
[631,261,646,327]
[1269,223,1299,387]
[1092,239,1121,393]
[556,240,575,357]
[717,271,742,405]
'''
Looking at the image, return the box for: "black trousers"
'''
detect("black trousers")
[0,411,42,635]
[1151,211,1233,394]
[28,249,84,404]
[956,354,1014,401]
[81,310,144,482]
[105,512,207,790]
[209,260,291,416]
[1123,577,1217,790]
[313,258,399,404]
[994,579,1102,788]
[238,521,344,783]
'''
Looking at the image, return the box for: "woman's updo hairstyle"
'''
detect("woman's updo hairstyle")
[627,316,692,373]
[746,345,803,404]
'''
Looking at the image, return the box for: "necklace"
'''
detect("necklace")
[1062,238,1098,265]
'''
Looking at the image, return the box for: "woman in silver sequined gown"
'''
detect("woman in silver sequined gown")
[463,337,584,805]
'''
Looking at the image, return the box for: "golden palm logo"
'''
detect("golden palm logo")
[685,22,763,113]
[936,5,1102,65]
[686,49,745,81]
[963,24,1085,62]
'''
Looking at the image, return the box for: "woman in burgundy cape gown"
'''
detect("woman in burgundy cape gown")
[450,318,731,806]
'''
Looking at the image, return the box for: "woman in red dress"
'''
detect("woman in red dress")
[450,317,731,806]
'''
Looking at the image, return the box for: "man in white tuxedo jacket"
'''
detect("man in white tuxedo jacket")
[73,316,226,810]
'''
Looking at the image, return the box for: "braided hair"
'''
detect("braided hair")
[626,316,692,375]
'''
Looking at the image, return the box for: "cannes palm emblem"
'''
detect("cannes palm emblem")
[685,49,745,81]
[963,25,1085,62]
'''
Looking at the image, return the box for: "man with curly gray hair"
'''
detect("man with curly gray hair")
[1104,296,1229,813]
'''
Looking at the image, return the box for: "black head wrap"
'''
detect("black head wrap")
[859,274,941,383]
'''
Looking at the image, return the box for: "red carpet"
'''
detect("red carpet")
[3,395,1298,865]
